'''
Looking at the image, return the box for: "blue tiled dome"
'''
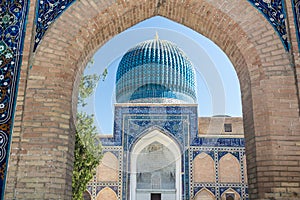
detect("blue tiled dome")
[116,38,197,103]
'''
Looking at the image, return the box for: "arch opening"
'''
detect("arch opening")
[194,188,215,200]
[8,0,299,199]
[221,188,241,200]
[96,187,117,200]
[131,129,182,200]
[193,152,215,183]
[80,16,242,134]
[96,152,119,182]
[219,153,241,183]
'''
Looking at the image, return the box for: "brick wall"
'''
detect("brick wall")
[198,117,244,136]
[5,0,300,199]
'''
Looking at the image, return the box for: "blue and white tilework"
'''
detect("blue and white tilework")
[98,104,248,199]
[0,1,29,199]
[114,105,197,199]
[100,105,198,199]
[33,0,290,52]
[34,0,76,51]
[190,145,248,199]
[292,0,300,51]
[86,146,123,199]
[247,0,289,50]
[116,39,197,104]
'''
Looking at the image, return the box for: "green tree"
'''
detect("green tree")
[78,68,108,107]
[72,72,102,200]
[78,74,100,107]
[72,113,102,200]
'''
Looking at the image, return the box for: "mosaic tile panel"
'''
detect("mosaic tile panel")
[116,39,197,103]
[117,105,197,200]
[218,151,240,160]
[192,149,215,159]
[96,185,118,196]
[292,0,300,51]
[87,185,92,194]
[97,105,198,199]
[219,187,243,198]
[183,150,190,199]
[101,105,198,147]
[190,146,248,199]
[0,1,29,199]
[34,0,76,51]
[124,115,188,151]
[247,0,289,50]
[33,0,290,53]
[191,137,245,147]
[193,186,216,196]
[87,146,123,199]
[99,104,249,199]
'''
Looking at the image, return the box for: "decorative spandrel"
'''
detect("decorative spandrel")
[0,1,26,122]
[292,0,300,51]
[34,0,76,52]
[0,0,29,199]
[247,0,289,50]
[33,0,291,52]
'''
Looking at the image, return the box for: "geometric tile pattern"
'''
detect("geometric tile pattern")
[33,0,290,51]
[191,137,245,147]
[116,105,197,200]
[247,0,290,50]
[32,1,290,53]
[101,105,199,148]
[0,1,29,199]
[190,146,248,200]
[99,105,200,200]
[97,105,248,199]
[87,146,123,199]
[33,0,76,52]
[292,0,300,51]
[116,39,197,103]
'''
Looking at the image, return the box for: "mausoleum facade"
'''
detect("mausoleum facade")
[85,39,248,200]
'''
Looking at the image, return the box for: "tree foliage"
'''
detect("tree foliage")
[78,74,100,107]
[72,113,102,200]
[77,68,108,107]
[72,71,102,200]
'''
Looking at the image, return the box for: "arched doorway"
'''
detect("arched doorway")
[6,0,300,199]
[130,130,181,200]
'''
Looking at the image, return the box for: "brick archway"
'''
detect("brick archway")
[5,0,300,199]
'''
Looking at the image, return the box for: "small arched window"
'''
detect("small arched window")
[219,153,241,183]
[194,188,215,200]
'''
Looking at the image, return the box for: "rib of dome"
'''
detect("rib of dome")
[115,39,197,103]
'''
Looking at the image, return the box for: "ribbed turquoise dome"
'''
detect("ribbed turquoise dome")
[115,38,197,103]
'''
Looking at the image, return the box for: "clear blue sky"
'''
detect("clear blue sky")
[81,16,242,134]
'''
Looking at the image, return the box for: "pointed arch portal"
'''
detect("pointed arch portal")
[130,130,182,200]
[5,0,300,199]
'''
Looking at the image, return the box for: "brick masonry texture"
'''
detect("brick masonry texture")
[3,0,300,199]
